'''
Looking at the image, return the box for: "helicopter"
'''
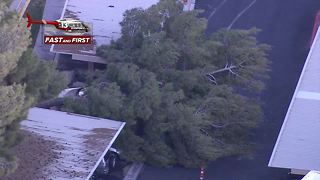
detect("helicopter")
[26,12,89,33]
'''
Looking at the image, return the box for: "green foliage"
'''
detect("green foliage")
[64,0,270,167]
[7,49,68,101]
[0,2,30,175]
[0,3,66,176]
[0,157,17,177]
[208,28,270,92]
[3,0,12,6]
[0,84,25,126]
[0,3,30,80]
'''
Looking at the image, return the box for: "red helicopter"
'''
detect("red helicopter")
[26,12,89,32]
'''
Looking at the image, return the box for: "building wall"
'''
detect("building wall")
[291,169,310,175]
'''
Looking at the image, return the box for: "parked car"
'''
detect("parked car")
[287,172,304,180]
[91,148,120,179]
[58,87,87,98]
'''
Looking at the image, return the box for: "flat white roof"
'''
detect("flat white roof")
[269,27,320,170]
[66,0,159,46]
[52,0,158,60]
[302,171,320,180]
[6,108,125,180]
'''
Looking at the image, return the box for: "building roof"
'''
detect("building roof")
[10,107,125,180]
[268,27,320,170]
[9,0,31,18]
[302,171,320,180]
[51,0,159,63]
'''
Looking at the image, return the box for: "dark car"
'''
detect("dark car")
[286,173,304,180]
[91,148,120,180]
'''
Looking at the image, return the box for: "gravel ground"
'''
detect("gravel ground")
[3,130,61,180]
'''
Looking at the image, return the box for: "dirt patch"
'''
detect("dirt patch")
[2,130,62,180]
[83,128,117,152]
[84,128,117,146]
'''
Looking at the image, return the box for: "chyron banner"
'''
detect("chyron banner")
[25,13,94,45]
[44,36,93,44]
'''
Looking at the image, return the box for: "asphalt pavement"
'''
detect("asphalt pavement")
[138,0,320,180]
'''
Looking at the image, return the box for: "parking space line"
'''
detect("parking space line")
[208,0,227,21]
[227,0,257,30]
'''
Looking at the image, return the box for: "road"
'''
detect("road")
[138,0,320,180]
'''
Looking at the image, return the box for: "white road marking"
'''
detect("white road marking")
[227,0,257,30]
[296,91,320,100]
[208,0,227,21]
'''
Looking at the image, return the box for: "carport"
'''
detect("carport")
[3,107,125,180]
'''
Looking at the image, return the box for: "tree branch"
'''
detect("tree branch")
[211,122,241,128]
[200,128,209,136]
[205,74,218,85]
[194,104,207,115]
[205,59,251,84]
[209,64,237,75]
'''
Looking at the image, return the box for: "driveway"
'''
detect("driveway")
[139,0,320,179]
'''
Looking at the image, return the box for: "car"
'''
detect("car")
[58,87,87,98]
[77,87,87,97]
[286,173,304,180]
[91,148,120,179]
[58,87,81,98]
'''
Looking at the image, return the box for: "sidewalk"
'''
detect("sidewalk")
[123,163,144,180]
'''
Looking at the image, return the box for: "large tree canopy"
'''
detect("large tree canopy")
[0,4,30,175]
[64,0,270,167]
[0,3,67,176]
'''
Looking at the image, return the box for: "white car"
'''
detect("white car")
[58,87,87,98]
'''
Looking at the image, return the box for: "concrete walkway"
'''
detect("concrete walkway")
[123,163,144,180]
